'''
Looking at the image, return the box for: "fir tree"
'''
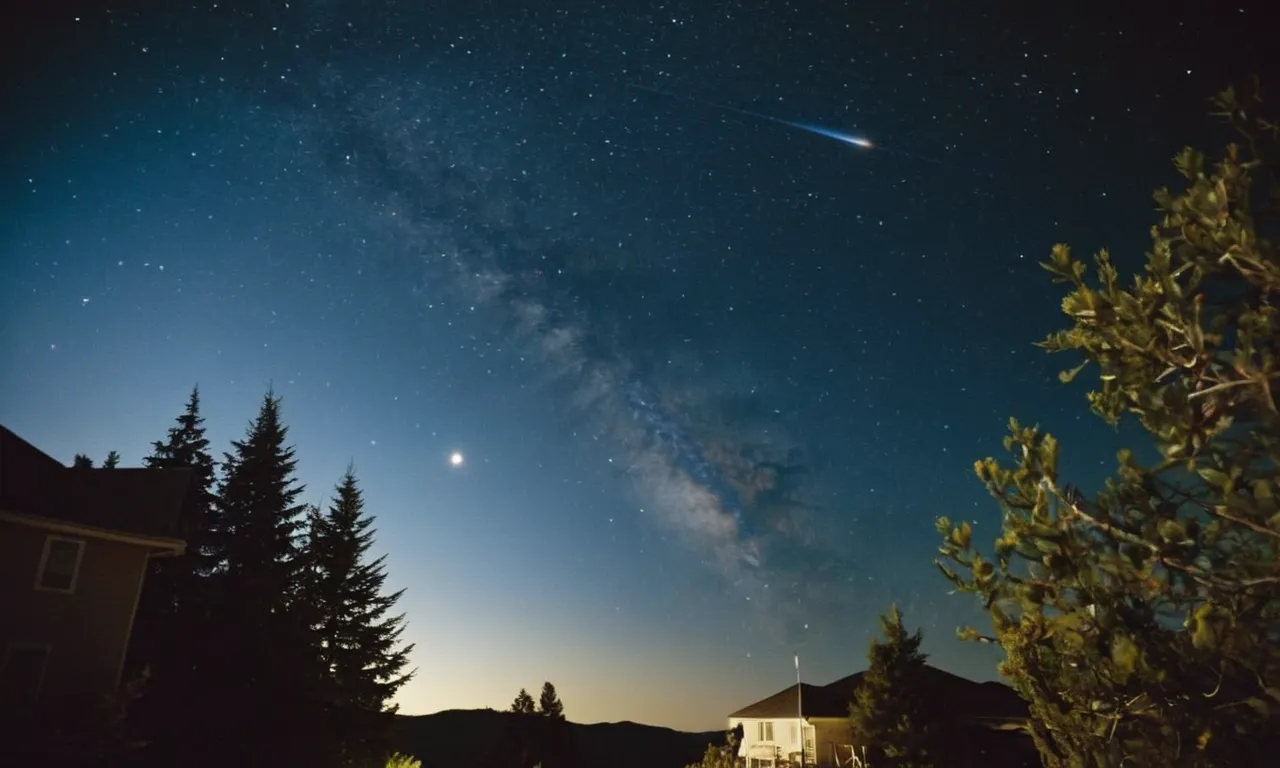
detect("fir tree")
[511,688,537,714]
[303,467,416,767]
[72,453,94,468]
[102,450,120,469]
[538,681,565,719]
[128,387,220,759]
[936,80,1280,767]
[211,389,308,618]
[848,605,935,768]
[143,386,220,581]
[198,390,320,766]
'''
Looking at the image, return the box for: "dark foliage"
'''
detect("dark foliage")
[174,390,321,766]
[301,467,416,766]
[126,387,219,761]
[848,604,937,768]
[538,681,565,719]
[511,688,537,714]
[938,80,1280,767]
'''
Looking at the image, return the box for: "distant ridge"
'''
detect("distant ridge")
[393,708,724,768]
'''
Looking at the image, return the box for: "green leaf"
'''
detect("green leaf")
[1158,519,1187,543]
[1110,634,1139,678]
[1190,604,1227,651]
[1197,467,1230,489]
[1058,361,1089,383]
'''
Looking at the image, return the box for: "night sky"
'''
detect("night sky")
[1,0,1270,733]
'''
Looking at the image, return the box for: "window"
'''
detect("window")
[757,720,773,741]
[0,644,51,708]
[748,759,774,768]
[790,721,797,744]
[35,536,84,593]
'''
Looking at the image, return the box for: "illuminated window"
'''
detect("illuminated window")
[36,536,85,593]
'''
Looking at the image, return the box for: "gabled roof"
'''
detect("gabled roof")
[729,664,1028,722]
[0,425,194,542]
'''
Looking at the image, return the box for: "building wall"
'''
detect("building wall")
[730,716,804,765]
[811,717,854,767]
[0,519,150,704]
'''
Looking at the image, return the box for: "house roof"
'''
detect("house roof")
[0,425,194,542]
[730,682,851,719]
[729,665,1029,722]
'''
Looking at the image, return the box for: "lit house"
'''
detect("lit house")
[728,666,1035,768]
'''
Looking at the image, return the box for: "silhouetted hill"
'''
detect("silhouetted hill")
[393,709,725,768]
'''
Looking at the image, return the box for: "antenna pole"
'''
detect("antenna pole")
[795,654,804,768]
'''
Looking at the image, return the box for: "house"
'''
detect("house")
[728,665,1036,768]
[0,425,193,716]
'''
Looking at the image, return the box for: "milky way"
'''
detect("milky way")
[234,37,864,645]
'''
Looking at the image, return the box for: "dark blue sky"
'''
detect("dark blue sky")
[1,0,1269,731]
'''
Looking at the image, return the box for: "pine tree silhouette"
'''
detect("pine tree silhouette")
[302,466,416,765]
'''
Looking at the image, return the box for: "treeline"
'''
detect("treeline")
[111,387,415,767]
[510,682,566,718]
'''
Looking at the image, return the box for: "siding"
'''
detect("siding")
[0,520,150,703]
[730,716,847,767]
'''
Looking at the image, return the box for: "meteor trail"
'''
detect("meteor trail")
[628,83,874,149]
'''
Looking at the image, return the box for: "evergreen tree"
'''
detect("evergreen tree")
[511,688,537,714]
[102,450,120,469]
[936,80,1280,767]
[303,467,416,767]
[848,605,935,768]
[143,387,220,583]
[538,681,565,719]
[211,389,309,618]
[128,387,220,759]
[72,453,94,468]
[198,390,320,766]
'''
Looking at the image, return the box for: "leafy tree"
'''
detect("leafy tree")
[102,450,120,469]
[538,681,565,719]
[72,453,93,468]
[684,730,741,768]
[936,80,1280,768]
[848,605,936,768]
[302,466,416,766]
[512,688,537,714]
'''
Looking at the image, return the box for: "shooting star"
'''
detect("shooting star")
[628,83,874,150]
